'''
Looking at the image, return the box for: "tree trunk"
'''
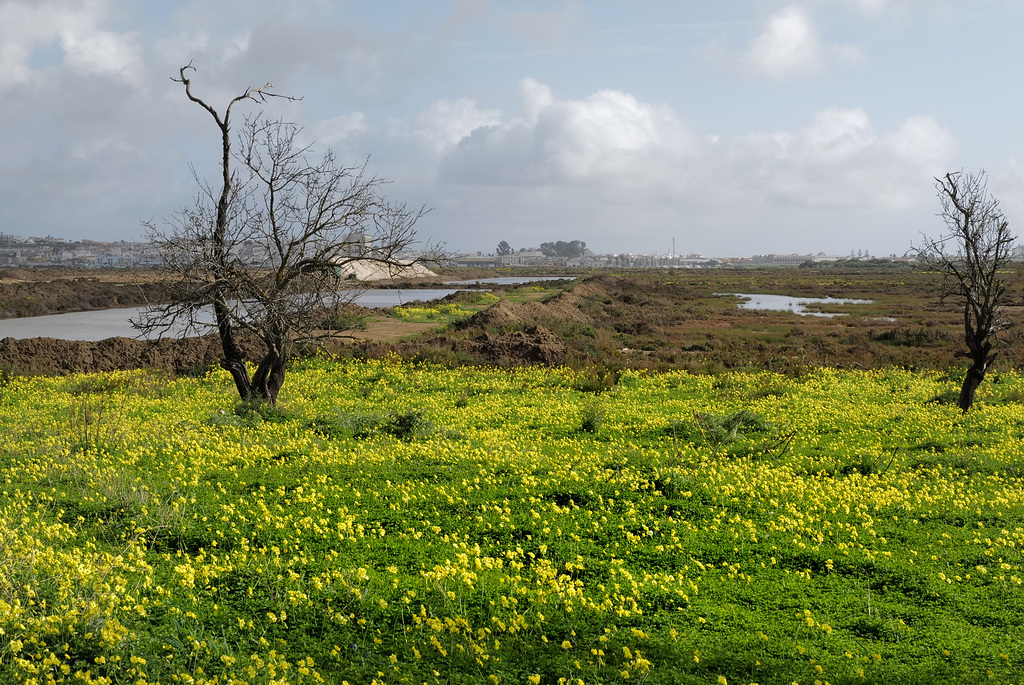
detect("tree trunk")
[957,358,988,413]
[251,344,286,404]
[213,299,252,399]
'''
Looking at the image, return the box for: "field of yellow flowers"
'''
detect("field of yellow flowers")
[1,358,1023,684]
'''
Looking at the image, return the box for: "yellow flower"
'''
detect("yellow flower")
[561,640,573,650]
[529,676,541,685]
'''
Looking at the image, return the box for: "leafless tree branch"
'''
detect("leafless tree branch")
[912,169,1016,412]
[137,65,437,404]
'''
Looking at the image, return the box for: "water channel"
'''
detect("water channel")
[0,281,866,341]
[0,277,573,341]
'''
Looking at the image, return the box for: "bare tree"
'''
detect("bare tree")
[915,170,1016,412]
[137,65,432,404]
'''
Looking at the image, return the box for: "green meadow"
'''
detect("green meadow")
[1,358,1023,684]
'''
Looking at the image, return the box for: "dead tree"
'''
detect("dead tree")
[915,170,1016,413]
[137,65,432,404]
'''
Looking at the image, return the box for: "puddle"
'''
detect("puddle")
[717,293,873,317]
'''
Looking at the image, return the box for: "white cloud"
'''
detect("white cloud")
[0,0,985,256]
[743,4,862,79]
[0,1,59,88]
[540,89,695,182]
[439,79,700,189]
[313,112,370,146]
[723,108,955,209]
[520,78,554,126]
[388,98,502,154]
[884,115,957,170]
[428,81,956,251]
[747,5,825,78]
[60,27,142,82]
[0,0,143,89]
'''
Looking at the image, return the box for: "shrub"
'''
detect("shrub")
[570,365,620,393]
[310,408,434,441]
[233,397,294,423]
[665,409,770,454]
[579,402,606,433]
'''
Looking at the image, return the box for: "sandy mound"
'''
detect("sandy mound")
[335,260,437,282]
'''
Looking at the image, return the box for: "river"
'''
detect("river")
[0,277,573,341]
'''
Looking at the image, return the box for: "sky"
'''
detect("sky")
[2,0,1024,258]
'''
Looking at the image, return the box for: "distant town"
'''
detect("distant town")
[3,232,1022,269]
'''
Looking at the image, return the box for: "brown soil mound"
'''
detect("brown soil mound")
[0,335,262,375]
[0,276,167,319]
[473,325,567,365]
[534,290,592,324]
[371,324,568,367]
[465,300,532,328]
[458,282,601,331]
[364,281,605,368]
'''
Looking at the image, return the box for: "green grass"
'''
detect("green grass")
[0,360,1023,684]
[388,295,500,325]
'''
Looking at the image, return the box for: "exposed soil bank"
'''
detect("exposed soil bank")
[0,335,263,375]
[4,267,1021,376]
[0,270,169,319]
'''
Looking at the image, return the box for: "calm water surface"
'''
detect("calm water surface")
[0,277,574,341]
[443,276,574,285]
[718,293,872,317]
[0,288,466,341]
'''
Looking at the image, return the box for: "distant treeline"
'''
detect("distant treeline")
[809,258,915,271]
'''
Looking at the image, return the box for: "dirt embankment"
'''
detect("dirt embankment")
[363,282,608,368]
[0,269,990,376]
[0,271,168,319]
[0,335,266,376]
[0,268,592,374]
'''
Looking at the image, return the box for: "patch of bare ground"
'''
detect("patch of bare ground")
[336,320,440,342]
[0,335,263,375]
[6,267,1024,376]
[0,269,169,319]
[360,270,1024,374]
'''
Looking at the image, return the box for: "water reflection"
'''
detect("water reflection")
[718,293,872,317]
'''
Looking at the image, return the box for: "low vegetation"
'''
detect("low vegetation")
[359,267,1024,378]
[2,359,1023,683]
